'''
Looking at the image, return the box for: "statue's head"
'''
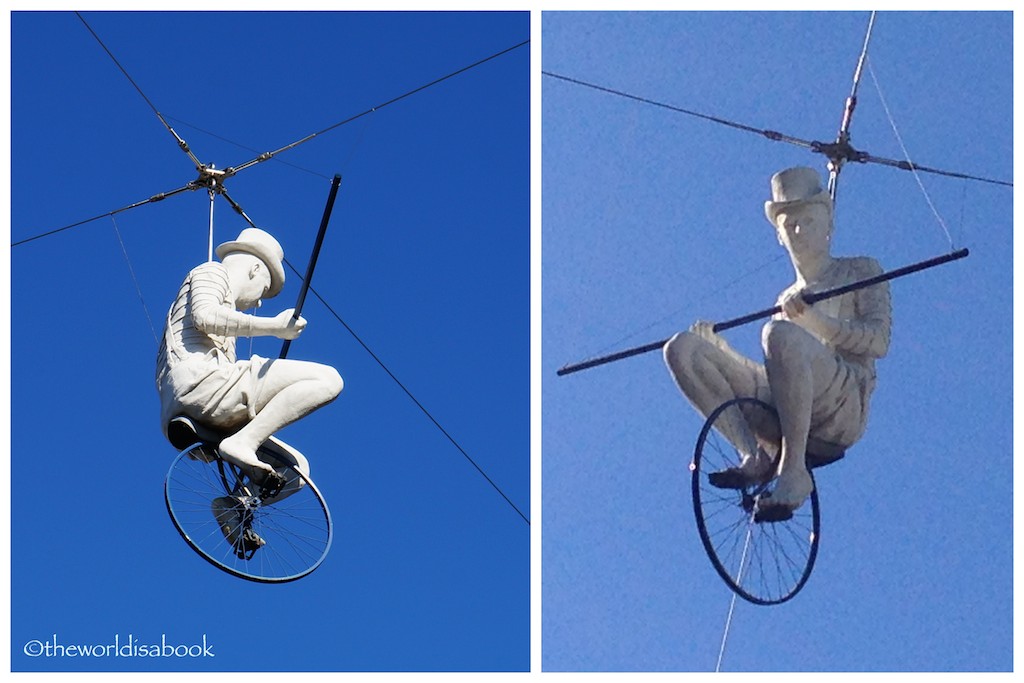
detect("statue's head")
[764,167,834,253]
[216,228,286,298]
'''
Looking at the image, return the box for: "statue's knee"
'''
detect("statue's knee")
[761,319,801,358]
[664,331,696,370]
[765,321,819,362]
[321,366,344,399]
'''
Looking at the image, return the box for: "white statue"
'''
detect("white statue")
[664,167,891,521]
[156,227,343,549]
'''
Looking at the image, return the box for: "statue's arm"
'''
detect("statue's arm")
[189,265,299,339]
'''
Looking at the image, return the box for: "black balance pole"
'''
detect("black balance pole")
[280,174,342,359]
[556,247,969,377]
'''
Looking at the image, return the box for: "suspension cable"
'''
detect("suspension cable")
[111,215,158,343]
[13,31,527,248]
[166,114,332,180]
[543,64,1009,189]
[228,39,530,177]
[76,11,203,172]
[867,59,956,249]
[12,184,196,248]
[543,71,817,149]
[285,259,530,526]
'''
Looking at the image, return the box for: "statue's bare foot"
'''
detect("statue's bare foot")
[218,435,274,477]
[709,449,773,489]
[754,467,813,522]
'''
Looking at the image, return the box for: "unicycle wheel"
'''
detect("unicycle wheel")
[691,397,820,605]
[164,442,333,583]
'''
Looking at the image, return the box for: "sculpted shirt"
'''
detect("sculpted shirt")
[156,262,267,431]
[775,256,892,396]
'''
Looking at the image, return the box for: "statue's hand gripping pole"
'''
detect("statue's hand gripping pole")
[556,248,969,377]
[279,174,342,360]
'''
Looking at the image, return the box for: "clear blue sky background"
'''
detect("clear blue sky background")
[10,10,529,672]
[543,11,1012,672]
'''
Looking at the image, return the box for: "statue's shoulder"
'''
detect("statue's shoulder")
[186,261,229,281]
[180,262,231,300]
[837,255,883,277]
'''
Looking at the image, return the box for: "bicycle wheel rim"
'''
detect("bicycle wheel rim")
[691,397,820,606]
[164,443,333,583]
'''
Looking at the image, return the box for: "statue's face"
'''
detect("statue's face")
[232,255,273,309]
[774,201,832,256]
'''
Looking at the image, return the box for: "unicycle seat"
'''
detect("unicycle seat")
[167,415,228,451]
[806,437,846,469]
[166,414,306,472]
[167,415,218,450]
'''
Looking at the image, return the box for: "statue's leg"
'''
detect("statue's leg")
[760,320,852,511]
[664,331,771,477]
[218,359,343,475]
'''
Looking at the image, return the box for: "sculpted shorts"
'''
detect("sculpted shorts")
[802,355,870,448]
[160,354,271,433]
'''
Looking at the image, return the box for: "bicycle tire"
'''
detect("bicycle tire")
[164,442,333,583]
[691,397,820,605]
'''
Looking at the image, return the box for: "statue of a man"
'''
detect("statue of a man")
[664,167,891,521]
[156,228,343,548]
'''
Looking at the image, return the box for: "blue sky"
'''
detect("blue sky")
[543,10,1012,672]
[10,10,529,672]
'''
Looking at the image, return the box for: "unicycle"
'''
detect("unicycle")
[164,417,333,583]
[691,397,845,605]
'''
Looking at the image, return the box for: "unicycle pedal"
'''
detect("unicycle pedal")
[259,470,288,499]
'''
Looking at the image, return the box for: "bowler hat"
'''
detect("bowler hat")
[215,228,286,298]
[764,167,831,226]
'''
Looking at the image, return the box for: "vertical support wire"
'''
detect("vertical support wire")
[207,182,216,262]
[716,516,755,672]
[828,10,876,209]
